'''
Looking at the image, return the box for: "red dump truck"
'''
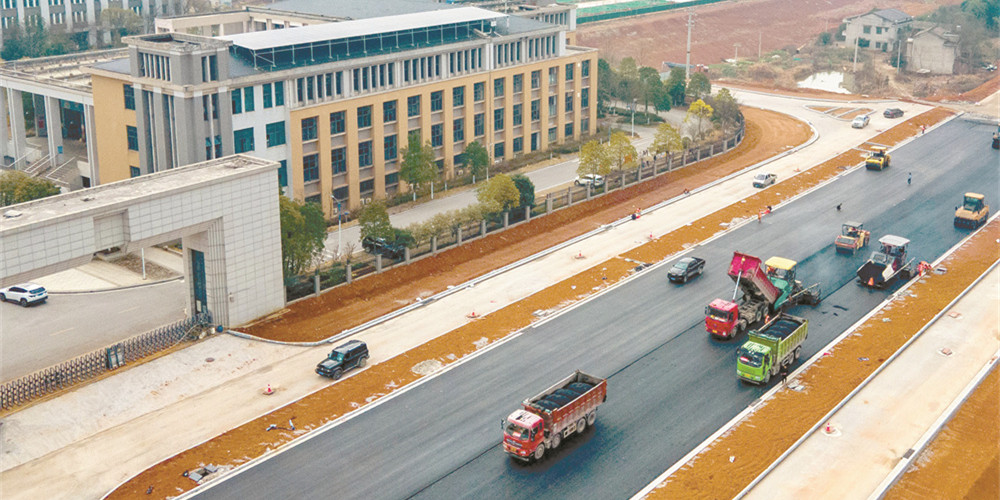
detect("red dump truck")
[501,370,607,463]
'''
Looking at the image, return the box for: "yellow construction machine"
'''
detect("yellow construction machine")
[865,146,890,171]
[954,193,989,229]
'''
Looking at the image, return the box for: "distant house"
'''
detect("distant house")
[842,8,912,52]
[906,27,960,74]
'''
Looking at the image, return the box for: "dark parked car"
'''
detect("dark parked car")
[362,231,413,259]
[883,108,904,118]
[668,257,705,283]
[316,340,369,379]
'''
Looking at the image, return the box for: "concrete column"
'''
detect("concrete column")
[43,96,64,167]
[667,154,672,171]
[709,144,714,156]
[431,236,437,255]
[8,89,27,169]
[173,95,198,166]
[525,205,531,221]
[0,88,9,164]
[151,90,172,172]
[566,186,572,205]
[545,195,552,213]
[503,211,509,228]
[375,254,382,273]
[39,0,51,26]
[696,148,701,161]
[457,227,463,246]
[480,219,487,237]
[620,171,625,187]
[136,88,153,174]
[345,263,352,284]
[404,247,411,264]
[83,104,99,185]
[313,273,320,296]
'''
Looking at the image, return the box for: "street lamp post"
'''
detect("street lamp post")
[630,98,637,137]
[332,195,343,258]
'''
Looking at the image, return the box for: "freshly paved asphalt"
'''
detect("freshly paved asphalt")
[196,118,998,499]
[0,280,188,381]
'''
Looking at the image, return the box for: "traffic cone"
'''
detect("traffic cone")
[467,311,479,319]
[825,422,832,433]
[263,384,274,395]
[575,251,586,259]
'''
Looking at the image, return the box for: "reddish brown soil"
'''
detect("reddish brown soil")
[244,106,810,343]
[926,72,1000,103]
[111,108,957,500]
[886,365,999,499]
[577,0,961,69]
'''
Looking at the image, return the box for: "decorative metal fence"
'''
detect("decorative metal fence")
[0,312,212,411]
[286,119,745,302]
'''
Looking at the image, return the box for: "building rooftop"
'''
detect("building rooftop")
[221,7,505,51]
[0,49,127,95]
[261,0,453,19]
[0,155,277,232]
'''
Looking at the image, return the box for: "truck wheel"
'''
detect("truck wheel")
[587,410,597,426]
[794,346,802,361]
[763,371,771,385]
[576,418,587,435]
[358,355,368,368]
[551,432,562,449]
[332,369,343,381]
[532,444,545,462]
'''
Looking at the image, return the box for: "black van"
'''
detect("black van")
[316,340,369,379]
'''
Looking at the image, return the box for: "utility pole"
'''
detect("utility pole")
[685,10,693,83]
[895,35,903,74]
[758,32,762,60]
[733,43,740,62]
[853,35,860,72]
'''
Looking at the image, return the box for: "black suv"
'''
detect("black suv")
[361,236,406,259]
[316,340,369,379]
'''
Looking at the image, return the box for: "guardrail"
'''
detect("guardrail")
[0,312,212,411]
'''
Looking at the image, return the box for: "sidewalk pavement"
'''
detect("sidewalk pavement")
[745,266,1000,499]
[0,93,937,500]
[29,247,183,293]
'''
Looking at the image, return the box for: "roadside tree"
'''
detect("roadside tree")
[685,99,714,140]
[101,8,143,46]
[279,196,327,279]
[0,171,61,206]
[511,174,535,209]
[464,140,489,181]
[607,131,638,171]
[687,72,712,101]
[476,173,520,213]
[578,139,612,177]
[708,88,741,133]
[665,67,687,106]
[651,123,684,156]
[357,198,393,241]
[399,132,438,200]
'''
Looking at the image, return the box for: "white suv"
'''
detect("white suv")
[0,283,48,307]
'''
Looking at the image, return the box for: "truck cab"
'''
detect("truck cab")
[736,342,771,382]
[705,298,739,337]
[502,410,545,461]
[764,256,798,307]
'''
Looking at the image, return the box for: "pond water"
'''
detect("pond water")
[797,71,851,94]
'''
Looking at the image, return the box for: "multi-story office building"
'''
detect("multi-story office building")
[0,0,187,50]
[4,0,596,218]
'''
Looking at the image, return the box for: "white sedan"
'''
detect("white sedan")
[0,283,48,307]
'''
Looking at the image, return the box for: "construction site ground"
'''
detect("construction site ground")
[3,86,992,498]
[643,217,1000,499]
[92,100,962,497]
[576,0,962,72]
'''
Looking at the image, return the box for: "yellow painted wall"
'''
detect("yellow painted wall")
[91,74,139,184]
[289,51,598,217]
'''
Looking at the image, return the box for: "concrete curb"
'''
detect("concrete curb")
[868,349,1000,500]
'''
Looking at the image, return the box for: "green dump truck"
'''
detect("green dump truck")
[736,314,808,385]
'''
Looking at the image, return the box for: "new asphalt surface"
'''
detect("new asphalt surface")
[195,118,999,499]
